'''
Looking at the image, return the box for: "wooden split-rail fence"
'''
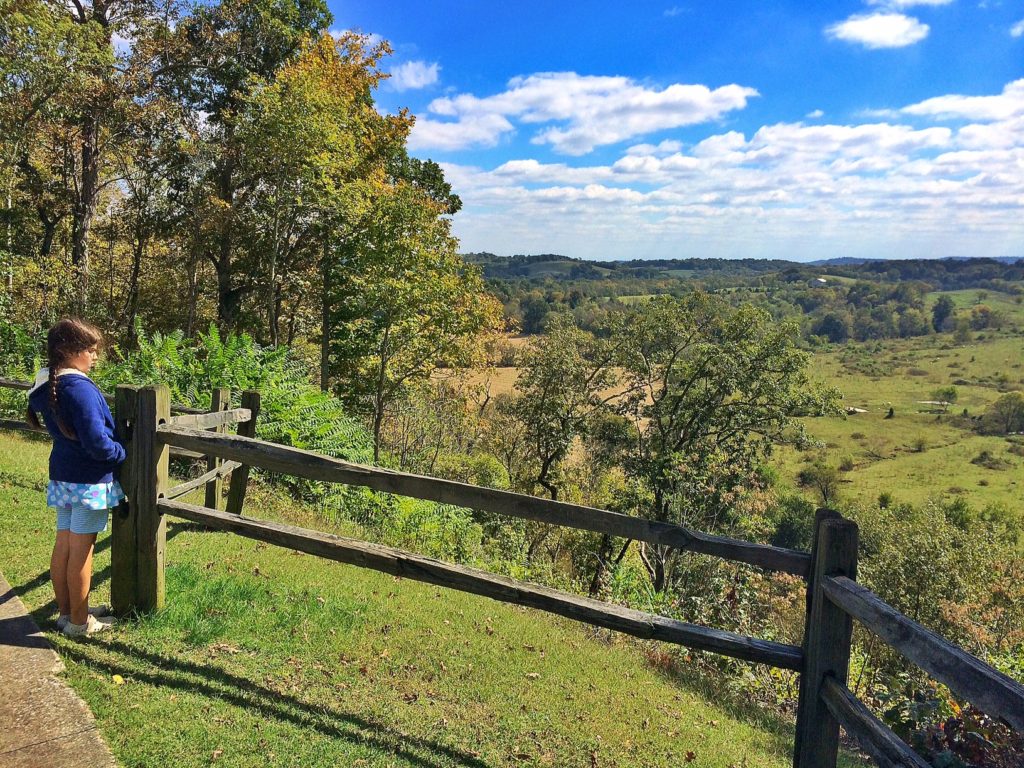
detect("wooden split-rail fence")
[2,377,1022,768]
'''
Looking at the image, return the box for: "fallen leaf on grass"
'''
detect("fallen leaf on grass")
[525,672,540,680]
[211,748,223,761]
[685,751,697,763]
[112,674,125,685]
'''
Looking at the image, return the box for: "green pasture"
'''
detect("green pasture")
[0,430,864,768]
[780,333,1024,513]
[925,288,1024,316]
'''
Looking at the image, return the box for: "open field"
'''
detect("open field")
[775,333,1023,511]
[0,430,866,768]
[475,329,1024,517]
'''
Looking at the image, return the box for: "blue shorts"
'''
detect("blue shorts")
[55,505,110,535]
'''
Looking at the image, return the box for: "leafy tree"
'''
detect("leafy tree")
[326,181,503,461]
[931,295,955,332]
[980,392,1024,435]
[810,311,850,343]
[234,32,407,345]
[797,461,841,506]
[609,294,840,591]
[165,0,332,327]
[932,385,958,412]
[504,314,616,500]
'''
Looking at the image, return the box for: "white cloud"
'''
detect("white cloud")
[902,78,1024,121]
[440,79,1024,261]
[826,13,930,48]
[414,73,757,155]
[664,6,686,17]
[409,113,514,152]
[1011,19,1024,38]
[389,60,440,91]
[806,109,825,119]
[625,139,684,156]
[866,0,952,7]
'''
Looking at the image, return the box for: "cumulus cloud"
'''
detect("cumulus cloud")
[389,60,440,91]
[1011,19,1024,38]
[826,13,930,48]
[441,79,1024,261]
[409,113,514,151]
[902,78,1024,120]
[413,72,757,155]
[806,109,825,119]
[866,0,952,6]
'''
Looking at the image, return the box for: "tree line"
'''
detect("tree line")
[1,0,502,446]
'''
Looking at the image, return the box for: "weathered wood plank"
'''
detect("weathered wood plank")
[169,408,250,430]
[169,446,205,460]
[0,376,201,414]
[134,386,169,612]
[793,517,858,768]
[0,418,47,434]
[157,426,811,576]
[111,386,139,615]
[0,377,32,391]
[820,677,929,768]
[204,388,230,511]
[165,461,242,501]
[157,498,804,670]
[823,575,1024,732]
[225,391,261,516]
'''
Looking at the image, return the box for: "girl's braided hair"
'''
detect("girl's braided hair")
[26,319,104,439]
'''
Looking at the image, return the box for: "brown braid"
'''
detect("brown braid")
[39,318,104,440]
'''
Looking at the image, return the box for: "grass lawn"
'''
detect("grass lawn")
[0,429,866,768]
[777,333,1024,514]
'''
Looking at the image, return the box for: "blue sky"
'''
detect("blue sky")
[331,1,1024,261]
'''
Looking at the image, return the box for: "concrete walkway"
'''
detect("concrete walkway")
[0,571,116,768]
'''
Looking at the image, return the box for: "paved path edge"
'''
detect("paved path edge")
[0,569,117,767]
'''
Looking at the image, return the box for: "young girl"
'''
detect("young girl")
[27,319,125,636]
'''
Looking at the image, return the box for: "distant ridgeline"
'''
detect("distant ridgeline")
[464,252,1024,288]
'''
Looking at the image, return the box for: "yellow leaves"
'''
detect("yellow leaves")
[112,674,125,685]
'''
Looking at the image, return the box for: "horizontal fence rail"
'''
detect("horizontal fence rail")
[820,677,929,768]
[822,575,1024,732]
[0,377,203,415]
[158,498,803,670]
[164,461,242,501]
[169,409,251,430]
[155,424,812,577]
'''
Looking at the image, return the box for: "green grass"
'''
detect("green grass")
[0,429,866,768]
[778,332,1024,513]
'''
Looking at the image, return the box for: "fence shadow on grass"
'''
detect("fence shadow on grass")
[58,636,491,768]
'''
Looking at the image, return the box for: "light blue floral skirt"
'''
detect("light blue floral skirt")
[47,480,125,535]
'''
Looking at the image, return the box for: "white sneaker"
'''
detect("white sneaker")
[62,614,115,637]
[56,604,112,631]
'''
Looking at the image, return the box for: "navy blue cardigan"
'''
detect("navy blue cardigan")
[28,372,126,484]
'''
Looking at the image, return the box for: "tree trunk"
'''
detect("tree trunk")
[71,113,102,313]
[215,154,237,328]
[38,209,58,260]
[120,229,145,341]
[588,534,613,597]
[320,236,331,391]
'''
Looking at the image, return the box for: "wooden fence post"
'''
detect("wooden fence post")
[205,387,230,510]
[225,390,260,516]
[133,385,170,612]
[111,385,138,615]
[793,514,859,768]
